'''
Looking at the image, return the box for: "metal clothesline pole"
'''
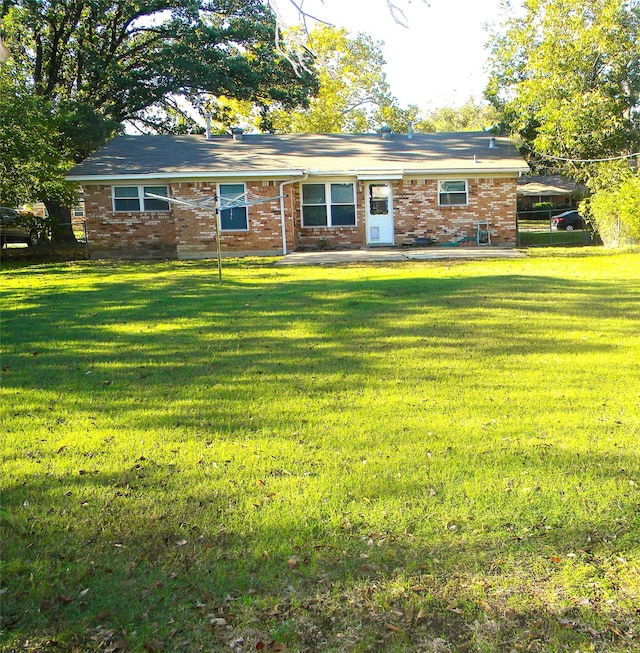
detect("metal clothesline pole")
[146,191,224,283]
[145,190,286,284]
[214,203,222,284]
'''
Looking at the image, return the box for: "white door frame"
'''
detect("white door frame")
[364,181,394,245]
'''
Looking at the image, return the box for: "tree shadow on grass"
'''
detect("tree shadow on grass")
[2,444,639,651]
[2,264,640,650]
[4,265,639,469]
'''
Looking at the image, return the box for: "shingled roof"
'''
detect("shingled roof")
[517,174,587,196]
[67,132,529,182]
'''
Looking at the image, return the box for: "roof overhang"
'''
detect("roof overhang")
[517,184,574,196]
[403,166,529,176]
[68,165,529,184]
[355,171,404,180]
[66,169,307,183]
[311,167,528,178]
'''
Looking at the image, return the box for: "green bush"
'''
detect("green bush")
[587,175,640,246]
[531,201,555,210]
[16,210,49,237]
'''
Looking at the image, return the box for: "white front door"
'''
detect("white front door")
[365,182,394,245]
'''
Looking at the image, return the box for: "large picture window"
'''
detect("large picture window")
[219,183,248,231]
[302,182,356,227]
[113,186,170,212]
[438,180,468,206]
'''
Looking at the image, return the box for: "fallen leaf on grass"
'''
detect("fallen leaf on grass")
[405,605,414,623]
[256,641,287,651]
[385,623,404,633]
[209,617,227,627]
[287,556,299,568]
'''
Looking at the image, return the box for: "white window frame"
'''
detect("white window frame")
[301,181,357,228]
[112,185,170,212]
[217,182,249,232]
[438,180,468,207]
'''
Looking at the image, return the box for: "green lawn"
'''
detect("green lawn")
[2,250,640,652]
[517,228,596,247]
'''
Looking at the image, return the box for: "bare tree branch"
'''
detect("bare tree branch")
[385,0,410,27]
[267,0,428,75]
[268,0,428,30]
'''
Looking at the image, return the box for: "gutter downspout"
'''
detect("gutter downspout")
[279,172,308,255]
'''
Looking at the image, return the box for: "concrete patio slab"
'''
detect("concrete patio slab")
[275,247,526,266]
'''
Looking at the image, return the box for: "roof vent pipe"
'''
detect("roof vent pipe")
[205,114,212,140]
[408,122,414,140]
[488,136,497,149]
[231,126,244,142]
[380,125,392,139]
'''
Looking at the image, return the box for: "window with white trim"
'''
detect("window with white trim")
[302,182,356,227]
[438,180,468,206]
[219,183,248,231]
[112,186,170,212]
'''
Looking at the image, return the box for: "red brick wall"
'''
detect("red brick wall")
[84,181,287,259]
[293,177,517,249]
[83,185,177,258]
[83,175,518,259]
[172,181,285,258]
[287,183,367,251]
[393,177,517,246]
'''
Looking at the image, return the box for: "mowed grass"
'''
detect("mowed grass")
[2,250,640,652]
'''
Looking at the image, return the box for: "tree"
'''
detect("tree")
[587,173,640,246]
[420,98,499,133]
[0,75,76,210]
[0,0,317,238]
[486,0,640,186]
[267,25,407,133]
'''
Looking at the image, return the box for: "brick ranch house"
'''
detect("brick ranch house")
[66,131,529,259]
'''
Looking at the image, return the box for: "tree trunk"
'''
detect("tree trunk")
[44,200,77,243]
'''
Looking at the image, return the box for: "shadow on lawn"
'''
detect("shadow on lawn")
[3,268,638,435]
[2,446,639,651]
[2,264,640,651]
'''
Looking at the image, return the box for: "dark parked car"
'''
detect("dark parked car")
[552,210,585,231]
[0,207,43,246]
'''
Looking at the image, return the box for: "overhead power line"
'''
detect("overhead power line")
[534,151,640,164]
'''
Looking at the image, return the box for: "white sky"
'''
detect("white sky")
[273,0,514,109]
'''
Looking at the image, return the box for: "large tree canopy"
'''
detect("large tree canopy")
[0,74,76,208]
[486,0,640,184]
[266,25,411,134]
[417,98,499,133]
[0,0,317,212]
